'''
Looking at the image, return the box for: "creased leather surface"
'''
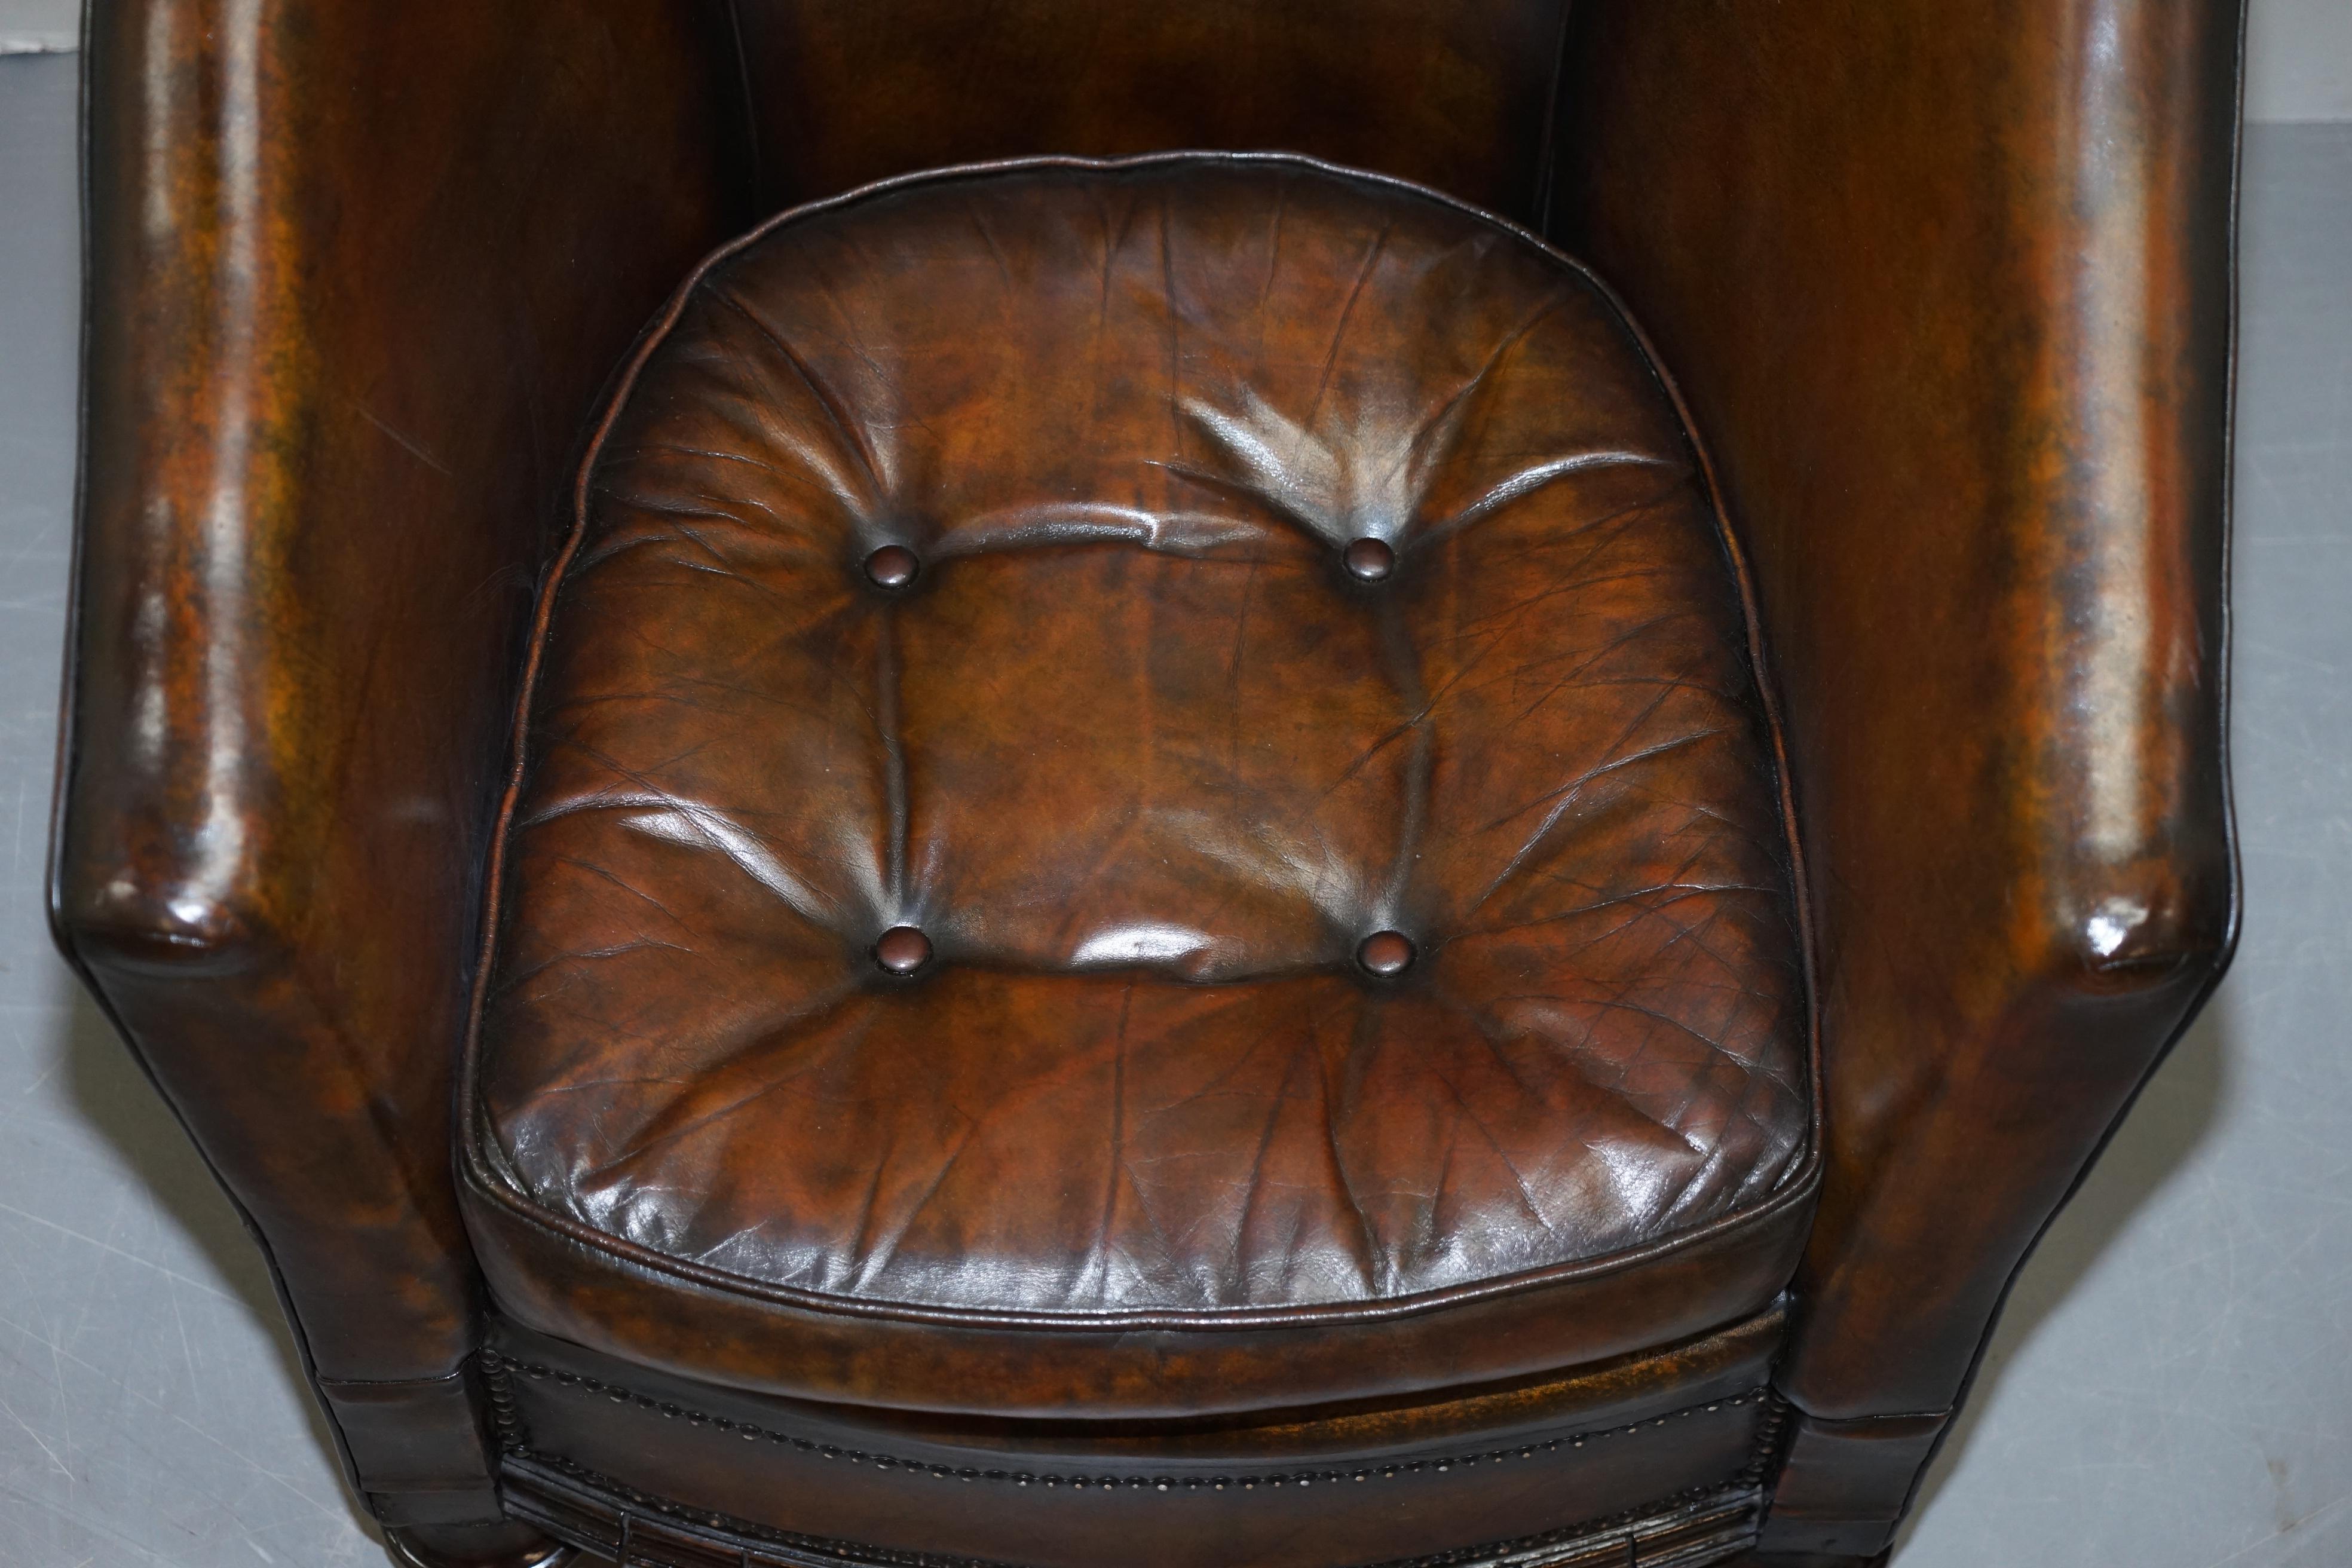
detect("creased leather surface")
[466,158,1809,1385]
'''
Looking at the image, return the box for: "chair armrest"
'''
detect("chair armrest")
[50,0,740,1521]
[1550,0,2241,1548]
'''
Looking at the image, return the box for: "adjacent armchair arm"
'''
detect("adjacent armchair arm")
[1551,1,2241,1553]
[51,0,740,1525]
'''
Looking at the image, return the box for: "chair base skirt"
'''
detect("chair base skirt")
[503,1452,1764,1568]
[477,1310,1788,1568]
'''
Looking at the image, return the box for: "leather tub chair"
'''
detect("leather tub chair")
[50,4,2243,1566]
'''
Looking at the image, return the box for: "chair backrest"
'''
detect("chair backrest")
[730,0,1573,222]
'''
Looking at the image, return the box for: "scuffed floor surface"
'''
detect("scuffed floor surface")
[0,50,2344,1568]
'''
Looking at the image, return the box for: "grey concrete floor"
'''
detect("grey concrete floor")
[0,50,2345,1568]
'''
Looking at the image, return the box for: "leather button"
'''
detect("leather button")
[1356,930,1415,976]
[873,926,932,974]
[1343,537,1395,582]
[865,544,920,589]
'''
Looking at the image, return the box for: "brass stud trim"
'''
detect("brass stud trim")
[482,1349,1772,1495]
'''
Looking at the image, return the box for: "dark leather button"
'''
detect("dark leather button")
[874,926,932,974]
[1356,930,1415,976]
[1343,537,1395,582]
[865,544,920,589]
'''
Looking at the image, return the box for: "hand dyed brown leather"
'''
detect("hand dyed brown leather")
[1552,1,2242,1554]
[461,156,1816,1416]
[51,0,741,1532]
[56,2,2242,1563]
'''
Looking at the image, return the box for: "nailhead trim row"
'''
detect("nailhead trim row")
[1739,1387,1791,1488]
[504,1447,1762,1568]
[479,1346,1777,1493]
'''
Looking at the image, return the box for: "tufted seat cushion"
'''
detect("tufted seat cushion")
[459,155,1817,1419]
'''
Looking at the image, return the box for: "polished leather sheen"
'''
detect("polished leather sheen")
[460,156,1815,1414]
[58,1,2242,1557]
[52,0,741,1526]
[1553,0,2241,1542]
[1560,0,2240,1402]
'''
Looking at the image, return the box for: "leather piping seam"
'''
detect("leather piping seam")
[480,1345,1783,1492]
[457,148,1824,1334]
[1778,1395,1953,1429]
[470,1150,1818,1333]
[507,1448,1762,1568]
[316,1370,469,1394]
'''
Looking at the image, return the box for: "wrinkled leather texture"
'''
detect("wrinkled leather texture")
[59,0,2244,1549]
[463,154,1811,1402]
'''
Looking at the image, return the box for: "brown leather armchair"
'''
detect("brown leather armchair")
[50,4,2242,1566]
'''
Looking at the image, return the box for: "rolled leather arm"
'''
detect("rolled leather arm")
[50,0,739,1524]
[1549,0,2241,1552]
